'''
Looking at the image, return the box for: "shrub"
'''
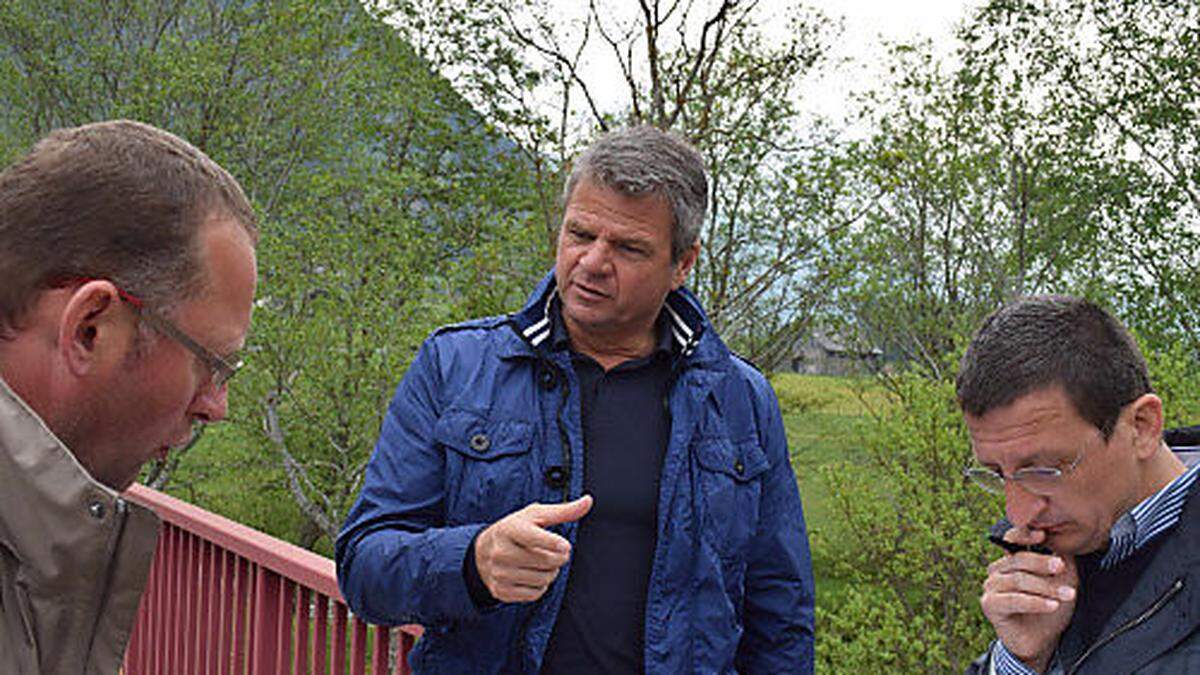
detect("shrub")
[816,375,996,672]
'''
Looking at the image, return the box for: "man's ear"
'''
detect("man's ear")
[57,281,133,376]
[671,241,701,290]
[1127,393,1165,459]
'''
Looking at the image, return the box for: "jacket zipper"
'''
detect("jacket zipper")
[81,497,130,675]
[641,362,684,671]
[1067,577,1184,674]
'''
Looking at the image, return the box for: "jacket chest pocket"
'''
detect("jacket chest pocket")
[435,410,536,523]
[693,437,770,562]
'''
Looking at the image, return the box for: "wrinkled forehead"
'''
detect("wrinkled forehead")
[965,386,1090,460]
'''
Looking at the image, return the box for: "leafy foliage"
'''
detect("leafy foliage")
[816,375,996,672]
[0,0,548,549]
[377,0,856,366]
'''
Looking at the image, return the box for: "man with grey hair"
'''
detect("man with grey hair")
[0,120,258,673]
[338,126,815,673]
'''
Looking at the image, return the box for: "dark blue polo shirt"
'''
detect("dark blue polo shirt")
[539,303,675,673]
[461,301,676,671]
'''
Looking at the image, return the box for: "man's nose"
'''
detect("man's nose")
[190,381,229,424]
[1004,480,1047,528]
[578,239,612,271]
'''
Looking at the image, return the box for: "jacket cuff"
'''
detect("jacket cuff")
[463,529,500,608]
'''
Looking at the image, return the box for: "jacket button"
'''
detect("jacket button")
[544,466,567,489]
[539,368,557,390]
[734,461,745,476]
[88,501,106,519]
[469,433,490,452]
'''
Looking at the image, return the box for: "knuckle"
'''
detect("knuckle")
[979,590,996,608]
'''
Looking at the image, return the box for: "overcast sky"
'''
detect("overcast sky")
[793,0,984,122]
[547,0,985,129]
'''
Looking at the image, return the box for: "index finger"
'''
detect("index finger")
[524,496,593,528]
[507,517,572,555]
[989,550,1066,577]
[1004,525,1047,547]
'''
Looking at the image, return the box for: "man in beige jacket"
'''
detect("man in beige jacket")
[0,121,258,674]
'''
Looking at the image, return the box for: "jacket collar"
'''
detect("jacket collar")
[1059,482,1200,672]
[0,375,125,570]
[504,270,723,366]
[0,375,161,673]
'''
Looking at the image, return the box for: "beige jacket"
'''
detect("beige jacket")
[0,378,159,674]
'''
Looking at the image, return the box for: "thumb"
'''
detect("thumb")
[528,495,593,527]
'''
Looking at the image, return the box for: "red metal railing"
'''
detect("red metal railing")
[120,484,422,674]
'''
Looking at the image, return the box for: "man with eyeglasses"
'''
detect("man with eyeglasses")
[0,120,258,674]
[958,296,1200,675]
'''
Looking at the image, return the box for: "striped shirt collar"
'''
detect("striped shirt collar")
[516,281,702,358]
[1098,459,1200,569]
[546,295,676,358]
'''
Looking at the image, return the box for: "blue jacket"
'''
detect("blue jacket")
[336,273,815,673]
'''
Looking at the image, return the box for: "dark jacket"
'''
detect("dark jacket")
[336,272,815,674]
[966,453,1200,675]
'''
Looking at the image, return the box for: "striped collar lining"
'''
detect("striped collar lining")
[521,290,699,357]
[1099,459,1200,569]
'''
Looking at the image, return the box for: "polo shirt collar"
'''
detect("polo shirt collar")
[511,271,704,359]
[546,295,675,359]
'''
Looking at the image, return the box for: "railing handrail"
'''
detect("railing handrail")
[122,483,421,673]
[125,483,344,600]
[124,483,422,641]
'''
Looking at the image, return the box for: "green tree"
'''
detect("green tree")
[0,0,548,550]
[958,0,1200,353]
[377,0,856,365]
[829,36,1109,377]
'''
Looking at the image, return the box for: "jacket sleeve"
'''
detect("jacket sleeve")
[335,336,486,626]
[735,378,816,674]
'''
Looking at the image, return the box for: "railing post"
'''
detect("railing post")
[295,587,312,673]
[216,549,233,675]
[333,603,348,675]
[169,528,185,671]
[183,532,197,673]
[314,595,330,674]
[252,565,281,674]
[120,485,424,675]
[277,580,296,669]
[350,619,368,675]
[234,557,250,673]
[371,625,390,675]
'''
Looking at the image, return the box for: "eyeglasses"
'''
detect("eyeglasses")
[963,441,1090,496]
[54,277,243,389]
[111,284,243,389]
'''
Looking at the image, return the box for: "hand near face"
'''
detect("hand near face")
[981,527,1078,673]
[474,496,593,603]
